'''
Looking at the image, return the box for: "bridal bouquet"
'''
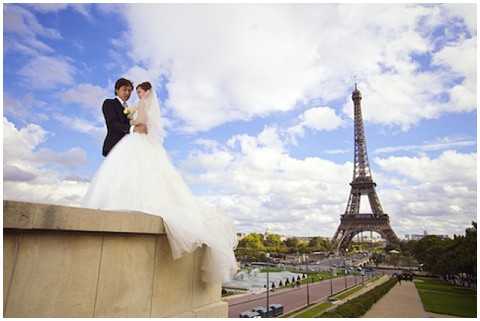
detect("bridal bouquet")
[123,107,136,120]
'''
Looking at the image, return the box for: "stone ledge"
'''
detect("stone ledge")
[3,200,225,317]
[3,200,165,235]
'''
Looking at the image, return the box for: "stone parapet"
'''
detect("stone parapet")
[3,200,227,317]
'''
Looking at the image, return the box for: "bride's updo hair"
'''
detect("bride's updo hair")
[136,81,152,91]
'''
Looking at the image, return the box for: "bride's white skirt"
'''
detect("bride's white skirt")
[81,133,239,283]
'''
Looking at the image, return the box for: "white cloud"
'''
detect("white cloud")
[325,149,350,155]
[3,117,88,169]
[123,65,163,87]
[4,165,37,182]
[4,4,62,39]
[3,4,61,56]
[18,55,76,89]
[374,150,476,235]
[35,147,87,169]
[194,138,221,150]
[3,117,48,159]
[94,3,123,15]
[122,4,475,133]
[4,36,54,56]
[432,36,476,112]
[374,150,476,185]
[27,3,93,21]
[3,94,49,123]
[179,125,476,237]
[53,114,106,140]
[288,106,344,143]
[59,83,110,122]
[441,3,476,35]
[374,136,476,154]
[181,126,354,236]
[3,117,90,206]
[60,83,109,110]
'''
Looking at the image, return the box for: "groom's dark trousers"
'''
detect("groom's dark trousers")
[102,98,131,157]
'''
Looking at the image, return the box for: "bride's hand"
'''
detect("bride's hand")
[133,123,148,134]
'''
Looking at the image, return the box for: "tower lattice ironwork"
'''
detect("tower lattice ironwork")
[332,84,399,252]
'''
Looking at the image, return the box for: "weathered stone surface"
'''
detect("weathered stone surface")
[194,301,229,317]
[3,200,165,234]
[5,231,102,317]
[94,234,156,317]
[150,235,194,316]
[3,232,18,311]
[3,200,228,318]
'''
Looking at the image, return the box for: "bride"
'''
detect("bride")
[81,81,239,283]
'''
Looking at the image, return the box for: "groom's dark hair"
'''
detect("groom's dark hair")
[114,78,133,95]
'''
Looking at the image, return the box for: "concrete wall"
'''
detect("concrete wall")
[3,200,227,317]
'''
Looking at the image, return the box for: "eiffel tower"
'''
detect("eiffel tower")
[332,84,399,253]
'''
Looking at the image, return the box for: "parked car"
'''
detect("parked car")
[252,306,269,317]
[239,311,261,318]
[269,304,284,317]
[401,272,414,281]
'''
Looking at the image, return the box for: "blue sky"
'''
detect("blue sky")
[3,3,477,237]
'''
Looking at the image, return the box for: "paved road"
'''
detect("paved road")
[226,273,377,317]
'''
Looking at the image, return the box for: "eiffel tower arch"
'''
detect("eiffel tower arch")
[332,84,399,253]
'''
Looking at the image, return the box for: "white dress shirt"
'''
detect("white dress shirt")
[116,96,135,134]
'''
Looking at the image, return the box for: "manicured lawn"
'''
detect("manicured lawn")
[332,275,381,300]
[414,277,476,317]
[259,267,285,272]
[287,275,383,318]
[280,310,297,318]
[277,271,351,289]
[333,284,364,300]
[321,277,398,318]
[293,302,333,318]
[301,271,336,284]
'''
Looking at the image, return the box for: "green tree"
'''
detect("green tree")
[298,242,309,254]
[265,234,282,248]
[411,222,476,286]
[308,237,332,251]
[238,233,265,251]
[284,237,300,253]
[285,237,299,248]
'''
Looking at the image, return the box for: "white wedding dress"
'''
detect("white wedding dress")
[81,90,239,283]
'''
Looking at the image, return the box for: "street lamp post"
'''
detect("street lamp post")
[330,277,333,296]
[305,255,310,306]
[266,270,270,317]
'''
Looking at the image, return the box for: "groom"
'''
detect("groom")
[102,78,148,156]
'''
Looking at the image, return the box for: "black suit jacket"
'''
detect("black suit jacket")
[102,98,131,157]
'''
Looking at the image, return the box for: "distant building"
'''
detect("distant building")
[296,236,330,242]
[404,234,425,241]
[309,251,329,260]
[404,232,450,241]
[352,232,383,242]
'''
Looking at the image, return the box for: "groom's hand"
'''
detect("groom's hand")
[133,123,148,134]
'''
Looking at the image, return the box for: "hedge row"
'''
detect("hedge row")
[320,277,398,318]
